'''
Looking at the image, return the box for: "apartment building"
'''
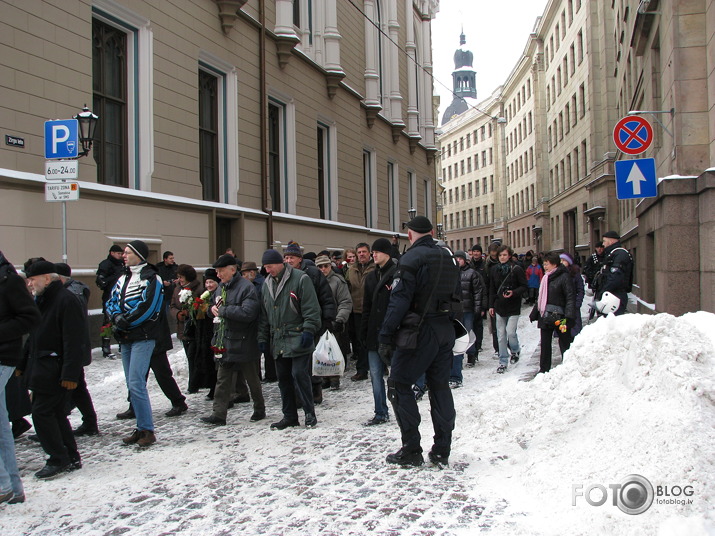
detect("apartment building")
[0,0,440,311]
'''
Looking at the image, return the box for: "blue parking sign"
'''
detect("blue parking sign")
[44,119,79,159]
[615,158,658,200]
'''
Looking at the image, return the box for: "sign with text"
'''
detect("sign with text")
[45,160,78,180]
[45,182,80,202]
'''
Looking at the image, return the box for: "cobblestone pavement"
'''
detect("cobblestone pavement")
[3,315,547,536]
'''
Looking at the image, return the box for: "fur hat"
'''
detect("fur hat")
[203,268,220,283]
[127,240,149,262]
[25,260,57,277]
[54,263,72,277]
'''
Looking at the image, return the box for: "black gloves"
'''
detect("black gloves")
[300,331,314,348]
[378,343,394,367]
[332,321,344,334]
[114,314,130,331]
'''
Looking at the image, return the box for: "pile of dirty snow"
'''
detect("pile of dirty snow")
[457,312,715,535]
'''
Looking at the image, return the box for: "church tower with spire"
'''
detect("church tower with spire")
[441,32,477,125]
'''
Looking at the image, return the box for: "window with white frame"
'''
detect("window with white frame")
[92,1,153,190]
[268,96,297,213]
[198,52,239,205]
[316,120,338,220]
[387,161,399,232]
[407,171,416,214]
[363,149,377,227]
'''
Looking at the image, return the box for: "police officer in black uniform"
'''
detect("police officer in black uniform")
[594,230,633,316]
[378,216,460,467]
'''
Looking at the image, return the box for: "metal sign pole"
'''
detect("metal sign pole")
[62,199,68,262]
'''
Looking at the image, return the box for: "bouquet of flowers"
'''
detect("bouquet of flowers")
[554,318,569,333]
[100,323,113,338]
[178,289,211,320]
[210,286,227,359]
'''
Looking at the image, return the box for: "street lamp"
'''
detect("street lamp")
[436,222,443,239]
[408,207,417,221]
[74,105,99,158]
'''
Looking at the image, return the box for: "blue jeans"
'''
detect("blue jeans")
[0,366,23,496]
[121,340,156,432]
[367,351,389,419]
[496,314,520,366]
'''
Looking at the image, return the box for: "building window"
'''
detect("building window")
[363,149,377,227]
[268,103,284,211]
[199,70,219,201]
[387,162,399,232]
[92,18,127,187]
[577,30,584,63]
[316,124,328,219]
[579,83,586,117]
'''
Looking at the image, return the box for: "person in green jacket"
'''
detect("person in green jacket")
[258,249,321,430]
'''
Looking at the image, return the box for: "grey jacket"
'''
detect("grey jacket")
[214,273,260,363]
[324,270,352,324]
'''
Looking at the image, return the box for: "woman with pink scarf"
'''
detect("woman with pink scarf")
[528,252,576,373]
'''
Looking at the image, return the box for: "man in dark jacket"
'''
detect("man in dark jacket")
[0,251,39,501]
[106,240,164,448]
[488,245,528,373]
[469,244,484,272]
[55,263,98,437]
[200,254,264,425]
[595,231,633,316]
[95,245,124,358]
[583,241,605,290]
[454,251,485,380]
[258,249,321,430]
[360,238,397,426]
[24,260,87,479]
[283,242,337,404]
[378,216,460,468]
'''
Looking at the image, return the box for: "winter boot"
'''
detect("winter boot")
[312,383,323,405]
[101,337,116,359]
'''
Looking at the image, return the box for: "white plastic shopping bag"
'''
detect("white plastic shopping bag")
[312,331,345,376]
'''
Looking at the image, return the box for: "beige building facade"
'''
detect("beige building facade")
[1,0,440,311]
[438,0,714,314]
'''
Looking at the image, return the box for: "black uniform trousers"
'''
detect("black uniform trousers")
[33,388,79,466]
[388,315,456,455]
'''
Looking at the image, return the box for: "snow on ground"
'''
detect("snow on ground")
[2,307,714,535]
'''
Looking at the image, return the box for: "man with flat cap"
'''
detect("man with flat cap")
[378,216,460,467]
[200,254,265,425]
[23,260,87,478]
[594,231,633,316]
[106,240,164,447]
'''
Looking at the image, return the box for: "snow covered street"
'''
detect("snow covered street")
[2,308,714,536]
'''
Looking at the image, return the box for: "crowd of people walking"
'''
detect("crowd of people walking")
[0,222,632,499]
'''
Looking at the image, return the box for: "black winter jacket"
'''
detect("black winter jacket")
[459,263,485,314]
[27,280,87,392]
[488,261,528,317]
[361,259,397,351]
[0,252,40,367]
[595,242,632,301]
[529,265,577,322]
[96,254,125,304]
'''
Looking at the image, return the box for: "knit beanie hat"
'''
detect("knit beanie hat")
[262,249,284,265]
[371,238,392,255]
[284,242,303,257]
[127,240,149,262]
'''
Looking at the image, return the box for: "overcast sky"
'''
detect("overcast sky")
[431,0,550,121]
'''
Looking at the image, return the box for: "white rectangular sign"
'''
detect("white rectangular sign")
[45,160,78,180]
[45,182,80,202]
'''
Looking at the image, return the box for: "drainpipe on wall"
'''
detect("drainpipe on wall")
[259,0,273,248]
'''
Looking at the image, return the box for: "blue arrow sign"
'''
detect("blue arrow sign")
[615,158,657,200]
[44,119,79,159]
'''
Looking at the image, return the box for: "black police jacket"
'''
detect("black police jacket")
[378,235,460,344]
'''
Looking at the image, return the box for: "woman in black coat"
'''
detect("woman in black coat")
[529,251,576,373]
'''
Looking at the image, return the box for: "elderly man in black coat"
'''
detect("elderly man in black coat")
[24,260,89,479]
